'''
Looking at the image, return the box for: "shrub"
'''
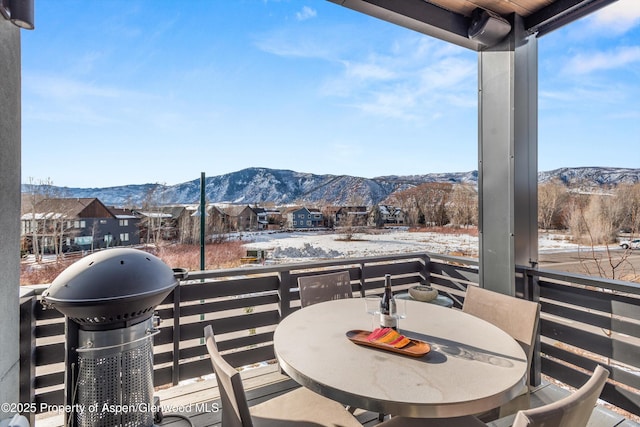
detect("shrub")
[20,241,246,285]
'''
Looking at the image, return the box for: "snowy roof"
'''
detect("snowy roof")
[20,212,64,220]
[114,214,138,219]
[137,212,173,218]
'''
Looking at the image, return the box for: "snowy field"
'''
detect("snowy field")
[241,228,580,263]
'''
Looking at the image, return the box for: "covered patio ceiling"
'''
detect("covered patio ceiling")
[329,0,619,50]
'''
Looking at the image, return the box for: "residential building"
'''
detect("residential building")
[252,207,269,230]
[264,207,283,229]
[20,197,140,254]
[220,205,259,231]
[179,204,230,243]
[336,206,369,227]
[107,206,142,247]
[322,206,342,228]
[287,207,324,229]
[135,206,188,243]
[378,205,406,225]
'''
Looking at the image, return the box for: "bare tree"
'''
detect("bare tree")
[538,180,567,231]
[566,194,589,241]
[387,190,420,226]
[567,192,635,280]
[369,205,385,228]
[387,183,452,227]
[446,184,478,227]
[23,177,60,261]
[616,183,640,235]
[208,206,231,243]
[418,183,452,227]
[140,183,169,247]
[24,177,42,261]
[336,195,368,241]
[90,220,101,252]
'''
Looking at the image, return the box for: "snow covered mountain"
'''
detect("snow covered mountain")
[538,167,640,187]
[21,167,640,207]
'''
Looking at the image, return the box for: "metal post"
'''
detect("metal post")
[277,271,292,320]
[359,262,366,297]
[200,173,206,328]
[64,318,79,427]
[477,15,538,295]
[200,172,205,272]
[0,19,22,414]
[19,294,35,426]
[172,285,181,386]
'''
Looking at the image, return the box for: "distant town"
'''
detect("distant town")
[19,166,640,258]
[19,196,411,257]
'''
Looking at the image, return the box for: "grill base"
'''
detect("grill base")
[75,318,156,427]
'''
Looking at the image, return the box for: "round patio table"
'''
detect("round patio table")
[274,298,527,418]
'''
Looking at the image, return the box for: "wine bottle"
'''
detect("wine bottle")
[380,274,397,330]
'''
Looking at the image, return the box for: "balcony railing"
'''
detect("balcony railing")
[19,251,640,425]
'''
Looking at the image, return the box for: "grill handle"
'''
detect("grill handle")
[76,328,160,353]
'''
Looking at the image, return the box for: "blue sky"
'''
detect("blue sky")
[21,0,640,188]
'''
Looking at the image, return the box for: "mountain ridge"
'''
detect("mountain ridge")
[21,166,640,207]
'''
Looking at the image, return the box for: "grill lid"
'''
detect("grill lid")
[42,248,178,328]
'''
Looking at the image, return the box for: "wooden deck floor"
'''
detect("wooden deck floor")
[34,363,382,427]
[35,363,639,427]
[153,363,382,427]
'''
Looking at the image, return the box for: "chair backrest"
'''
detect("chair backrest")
[297,271,353,308]
[204,325,253,427]
[512,365,609,427]
[462,285,540,378]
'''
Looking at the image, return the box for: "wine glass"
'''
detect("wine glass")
[395,298,407,319]
[394,298,407,332]
[364,296,380,330]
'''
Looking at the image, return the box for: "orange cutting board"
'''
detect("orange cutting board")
[346,329,431,357]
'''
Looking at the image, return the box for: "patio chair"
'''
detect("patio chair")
[377,365,609,427]
[297,271,382,417]
[203,325,362,427]
[510,365,609,426]
[297,270,353,307]
[462,285,541,418]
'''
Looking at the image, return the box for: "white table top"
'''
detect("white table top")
[274,298,527,418]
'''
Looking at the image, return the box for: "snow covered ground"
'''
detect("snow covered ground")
[240,228,580,263]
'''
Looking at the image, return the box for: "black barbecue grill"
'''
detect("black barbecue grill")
[42,248,181,427]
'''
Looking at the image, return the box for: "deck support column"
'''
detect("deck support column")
[478,15,538,295]
[0,19,22,415]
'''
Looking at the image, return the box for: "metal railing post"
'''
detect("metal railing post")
[523,266,541,387]
[19,294,35,426]
[172,285,181,386]
[422,253,431,286]
[278,271,292,320]
[359,262,366,297]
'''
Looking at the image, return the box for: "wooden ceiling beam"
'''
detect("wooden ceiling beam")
[329,0,484,50]
[525,0,619,36]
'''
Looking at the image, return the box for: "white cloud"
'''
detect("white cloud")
[539,83,629,111]
[296,6,317,21]
[353,90,420,120]
[258,28,475,120]
[22,73,178,126]
[25,74,125,100]
[343,61,397,81]
[254,31,334,59]
[327,45,475,120]
[417,57,475,92]
[587,0,640,34]
[563,46,640,74]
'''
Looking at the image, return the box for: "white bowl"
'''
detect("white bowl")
[408,285,439,302]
